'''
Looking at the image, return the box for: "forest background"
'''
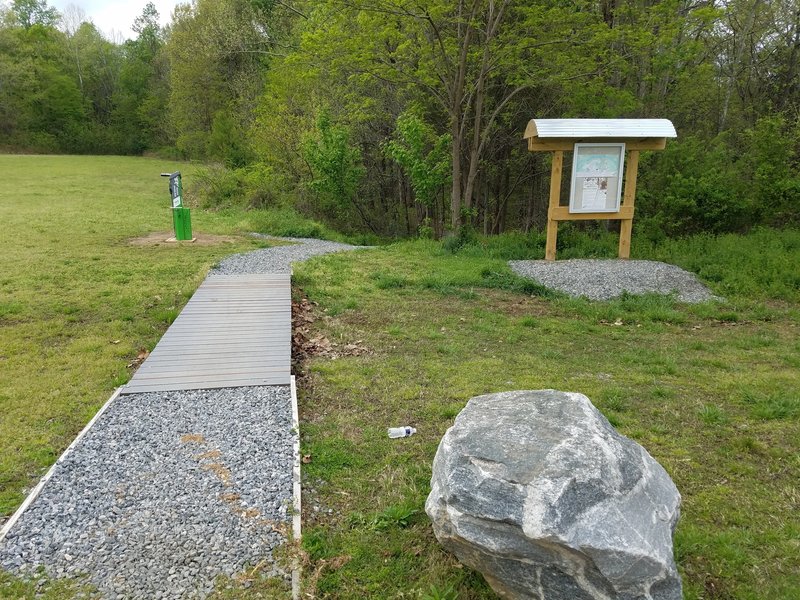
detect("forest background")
[1,0,798,240]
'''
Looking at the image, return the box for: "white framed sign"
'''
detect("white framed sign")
[569,143,625,213]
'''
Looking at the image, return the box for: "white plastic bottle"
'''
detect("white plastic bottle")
[387,426,417,438]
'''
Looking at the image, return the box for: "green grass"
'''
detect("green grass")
[294,234,800,599]
[0,154,286,517]
[1,155,799,598]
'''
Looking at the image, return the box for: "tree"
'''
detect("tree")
[166,0,275,158]
[9,0,59,28]
[303,111,372,232]
[113,3,170,152]
[384,110,451,236]
[285,0,637,232]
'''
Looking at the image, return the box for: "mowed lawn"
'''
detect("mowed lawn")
[291,236,800,599]
[0,155,268,517]
[1,154,799,599]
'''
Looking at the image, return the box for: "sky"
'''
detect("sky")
[49,0,183,41]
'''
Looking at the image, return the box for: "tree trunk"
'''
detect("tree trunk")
[448,0,478,232]
[450,117,463,231]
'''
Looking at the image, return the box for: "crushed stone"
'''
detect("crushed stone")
[0,387,294,599]
[509,259,721,303]
[213,235,365,274]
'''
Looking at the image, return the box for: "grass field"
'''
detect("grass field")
[292,235,800,599]
[1,155,799,599]
[0,154,275,518]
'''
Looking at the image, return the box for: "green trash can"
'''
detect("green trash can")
[161,171,193,241]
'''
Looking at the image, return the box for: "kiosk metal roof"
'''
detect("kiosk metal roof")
[524,118,677,140]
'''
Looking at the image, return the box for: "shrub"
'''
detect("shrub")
[638,116,799,235]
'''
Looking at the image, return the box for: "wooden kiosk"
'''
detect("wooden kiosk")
[523,119,677,260]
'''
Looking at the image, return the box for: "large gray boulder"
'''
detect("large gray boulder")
[426,390,682,600]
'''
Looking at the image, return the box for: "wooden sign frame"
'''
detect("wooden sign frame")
[523,119,676,261]
[542,147,640,260]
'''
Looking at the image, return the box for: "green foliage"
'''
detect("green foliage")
[247,207,343,241]
[442,226,478,254]
[166,0,272,159]
[207,110,252,168]
[478,268,556,298]
[638,116,800,235]
[192,165,246,209]
[9,0,59,28]
[637,228,800,303]
[384,110,451,209]
[112,4,170,154]
[370,503,419,531]
[421,583,459,600]
[303,111,367,227]
[371,271,409,290]
[741,390,800,421]
[191,164,282,211]
[742,116,800,226]
[699,404,728,426]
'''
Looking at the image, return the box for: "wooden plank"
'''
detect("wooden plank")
[204,273,290,281]
[128,375,291,386]
[149,337,288,345]
[148,344,291,353]
[618,149,640,259]
[130,367,291,379]
[148,340,291,348]
[150,344,291,362]
[528,137,667,152]
[129,371,289,384]
[124,377,289,394]
[169,317,290,322]
[545,151,563,261]
[188,297,287,302]
[123,272,292,395]
[137,355,291,375]
[145,357,290,365]
[143,360,289,369]
[153,327,289,335]
[124,374,291,392]
[548,206,635,221]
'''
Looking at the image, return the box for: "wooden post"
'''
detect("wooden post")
[545,151,563,261]
[618,149,640,259]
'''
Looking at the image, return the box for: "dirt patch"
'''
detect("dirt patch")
[479,289,552,317]
[128,231,240,246]
[291,292,371,376]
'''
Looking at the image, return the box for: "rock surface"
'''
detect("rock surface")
[426,390,682,600]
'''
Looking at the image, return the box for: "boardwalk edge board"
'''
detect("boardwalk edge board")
[291,375,302,600]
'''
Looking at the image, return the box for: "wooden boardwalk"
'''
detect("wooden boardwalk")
[122,274,291,394]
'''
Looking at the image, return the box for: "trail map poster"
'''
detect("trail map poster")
[569,143,625,213]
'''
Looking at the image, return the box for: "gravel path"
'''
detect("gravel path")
[214,235,364,274]
[509,259,720,303]
[1,237,366,598]
[0,387,294,599]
